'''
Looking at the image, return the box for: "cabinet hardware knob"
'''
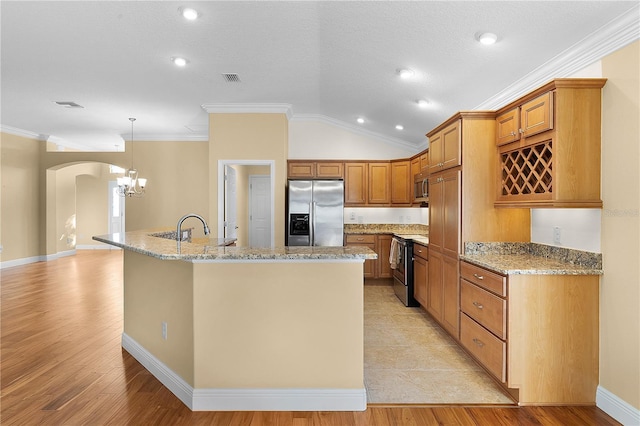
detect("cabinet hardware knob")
[510,131,516,136]
[519,128,524,134]
[472,338,485,348]
[472,301,484,309]
[473,273,484,280]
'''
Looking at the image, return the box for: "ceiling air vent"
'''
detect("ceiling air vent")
[55,101,84,108]
[221,73,241,83]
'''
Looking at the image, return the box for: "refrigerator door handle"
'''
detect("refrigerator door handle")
[309,202,315,246]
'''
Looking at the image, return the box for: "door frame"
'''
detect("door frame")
[217,160,275,247]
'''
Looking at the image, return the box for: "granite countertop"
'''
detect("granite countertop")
[93,228,377,262]
[344,224,429,245]
[461,242,603,275]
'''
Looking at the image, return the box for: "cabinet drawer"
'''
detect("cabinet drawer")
[460,262,506,297]
[414,243,428,260]
[460,280,506,339]
[345,234,376,244]
[460,314,506,382]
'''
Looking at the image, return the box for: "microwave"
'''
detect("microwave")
[414,173,429,203]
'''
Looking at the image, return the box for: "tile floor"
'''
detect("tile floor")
[364,281,515,404]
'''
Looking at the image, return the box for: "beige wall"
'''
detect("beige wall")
[209,114,287,245]
[76,163,111,247]
[122,141,209,236]
[600,40,640,410]
[0,133,41,261]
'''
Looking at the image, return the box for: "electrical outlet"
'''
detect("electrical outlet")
[349,211,356,221]
[406,215,411,223]
[399,215,404,223]
[553,226,562,244]
[162,321,168,340]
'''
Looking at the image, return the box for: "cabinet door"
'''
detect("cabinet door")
[391,160,411,205]
[288,162,315,178]
[427,248,443,320]
[428,132,442,175]
[344,163,367,205]
[428,176,444,252]
[442,120,462,170]
[316,162,344,179]
[345,234,376,278]
[420,151,429,173]
[376,234,392,278]
[413,246,428,307]
[521,91,553,139]
[368,163,390,205]
[442,254,460,338]
[496,108,519,146]
[442,170,461,259]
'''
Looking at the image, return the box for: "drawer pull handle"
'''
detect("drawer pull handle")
[472,338,485,348]
[473,273,485,280]
[472,301,484,309]
[356,238,364,241]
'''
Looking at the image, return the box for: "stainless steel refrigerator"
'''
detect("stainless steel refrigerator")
[287,180,344,246]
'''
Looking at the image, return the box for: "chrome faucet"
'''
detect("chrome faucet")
[176,213,210,241]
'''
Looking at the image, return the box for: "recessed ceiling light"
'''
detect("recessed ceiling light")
[397,68,414,79]
[179,7,199,20]
[395,124,404,130]
[171,57,188,67]
[417,99,430,108]
[356,117,365,124]
[477,32,498,45]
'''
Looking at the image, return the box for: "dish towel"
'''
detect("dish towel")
[389,238,399,269]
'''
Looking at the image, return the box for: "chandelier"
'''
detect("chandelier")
[117,118,147,197]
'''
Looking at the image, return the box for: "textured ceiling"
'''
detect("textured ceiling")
[1,1,638,151]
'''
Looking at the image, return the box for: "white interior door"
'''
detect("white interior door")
[249,175,271,247]
[108,181,125,234]
[224,166,238,239]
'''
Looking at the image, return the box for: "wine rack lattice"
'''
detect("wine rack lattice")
[501,141,553,196]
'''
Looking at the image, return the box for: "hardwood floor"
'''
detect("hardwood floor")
[1,250,621,425]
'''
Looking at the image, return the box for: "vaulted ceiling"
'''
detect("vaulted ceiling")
[1,1,638,152]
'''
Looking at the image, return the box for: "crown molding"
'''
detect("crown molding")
[290,113,422,152]
[201,103,294,120]
[1,125,44,140]
[475,4,640,110]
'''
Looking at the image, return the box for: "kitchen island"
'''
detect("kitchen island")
[93,229,376,411]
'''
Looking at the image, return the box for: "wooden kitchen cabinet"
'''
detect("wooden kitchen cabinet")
[288,160,344,179]
[495,91,553,147]
[459,260,599,404]
[428,169,460,258]
[368,162,390,205]
[428,119,461,174]
[345,234,376,278]
[390,160,412,205]
[413,243,428,307]
[344,162,367,205]
[420,151,429,173]
[345,233,392,279]
[495,78,607,208]
[425,111,530,340]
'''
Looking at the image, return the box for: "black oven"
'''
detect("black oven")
[391,236,419,307]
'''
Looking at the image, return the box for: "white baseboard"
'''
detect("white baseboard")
[121,333,367,412]
[44,249,76,261]
[597,385,640,426]
[0,255,44,269]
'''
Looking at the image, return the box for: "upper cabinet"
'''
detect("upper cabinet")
[391,160,412,206]
[367,162,391,205]
[288,160,344,179]
[429,120,461,174]
[495,79,607,208]
[496,92,553,146]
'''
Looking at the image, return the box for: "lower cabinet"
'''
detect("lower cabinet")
[345,234,376,278]
[345,234,392,279]
[459,260,600,404]
[427,249,459,337]
[413,243,428,307]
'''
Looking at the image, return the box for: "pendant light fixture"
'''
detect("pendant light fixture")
[117,118,147,197]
